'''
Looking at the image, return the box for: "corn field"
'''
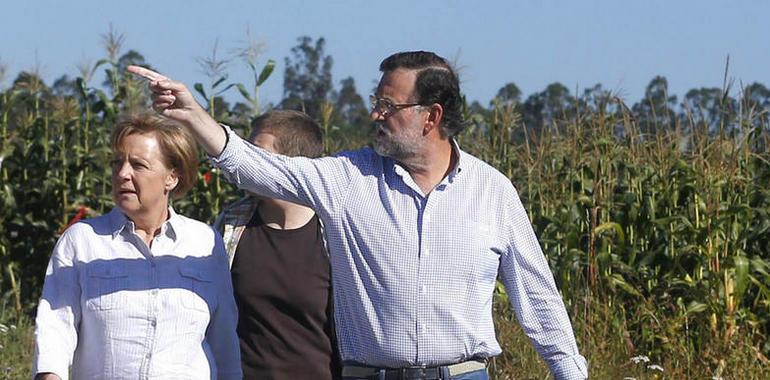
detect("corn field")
[1,42,769,379]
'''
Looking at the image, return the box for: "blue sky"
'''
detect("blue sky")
[1,0,768,108]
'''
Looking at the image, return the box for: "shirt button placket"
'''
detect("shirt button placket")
[422,212,431,260]
[417,199,433,362]
[144,257,159,378]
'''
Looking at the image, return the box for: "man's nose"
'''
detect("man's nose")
[370,108,384,121]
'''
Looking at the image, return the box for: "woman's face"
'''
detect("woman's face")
[111,132,178,220]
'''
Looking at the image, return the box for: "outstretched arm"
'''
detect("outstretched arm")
[126,65,227,156]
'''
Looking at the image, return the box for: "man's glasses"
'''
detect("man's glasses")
[369,95,423,118]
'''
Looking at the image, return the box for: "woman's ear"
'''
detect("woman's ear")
[165,170,179,193]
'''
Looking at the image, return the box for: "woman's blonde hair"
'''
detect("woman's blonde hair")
[111,112,199,199]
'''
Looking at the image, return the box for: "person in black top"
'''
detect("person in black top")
[214,110,340,379]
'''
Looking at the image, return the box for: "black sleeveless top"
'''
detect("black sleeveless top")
[231,210,340,379]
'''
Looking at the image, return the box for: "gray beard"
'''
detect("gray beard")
[374,136,420,161]
[373,124,423,161]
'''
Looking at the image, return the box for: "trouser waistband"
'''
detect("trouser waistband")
[342,359,487,380]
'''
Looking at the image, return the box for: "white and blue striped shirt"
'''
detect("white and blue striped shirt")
[213,126,588,379]
[34,208,241,380]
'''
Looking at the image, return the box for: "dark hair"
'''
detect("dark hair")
[248,110,324,158]
[112,113,199,199]
[379,51,466,137]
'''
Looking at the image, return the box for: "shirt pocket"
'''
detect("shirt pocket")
[178,264,216,314]
[448,221,502,281]
[471,224,502,278]
[85,262,130,311]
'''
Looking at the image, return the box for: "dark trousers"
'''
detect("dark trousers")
[342,368,488,380]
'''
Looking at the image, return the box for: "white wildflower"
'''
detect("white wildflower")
[630,355,650,364]
[647,364,664,372]
[0,323,8,333]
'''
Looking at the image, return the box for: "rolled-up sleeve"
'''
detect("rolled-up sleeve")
[498,189,588,380]
[33,233,82,380]
[206,229,242,380]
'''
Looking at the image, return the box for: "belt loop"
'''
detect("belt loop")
[440,365,451,380]
[378,368,386,380]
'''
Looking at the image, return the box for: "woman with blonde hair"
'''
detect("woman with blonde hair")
[33,113,241,380]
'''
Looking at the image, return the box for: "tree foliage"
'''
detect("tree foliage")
[522,82,575,132]
[281,36,333,121]
[632,76,677,134]
[332,76,369,128]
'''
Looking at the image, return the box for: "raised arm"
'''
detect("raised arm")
[128,66,355,218]
[126,65,226,156]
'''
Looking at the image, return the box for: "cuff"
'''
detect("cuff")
[34,343,71,380]
[209,124,243,170]
[33,362,69,380]
[549,354,588,380]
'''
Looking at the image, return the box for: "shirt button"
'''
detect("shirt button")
[424,213,431,221]
[423,249,430,257]
[146,353,152,359]
[151,289,159,296]
[150,320,157,327]
[420,285,426,294]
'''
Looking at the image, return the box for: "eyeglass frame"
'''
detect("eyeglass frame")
[369,95,426,118]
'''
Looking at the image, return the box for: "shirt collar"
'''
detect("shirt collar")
[109,207,181,241]
[446,138,466,183]
[388,139,467,194]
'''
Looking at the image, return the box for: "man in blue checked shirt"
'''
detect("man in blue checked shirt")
[129,51,588,380]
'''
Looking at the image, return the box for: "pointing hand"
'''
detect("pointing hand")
[127,65,205,125]
[127,65,226,155]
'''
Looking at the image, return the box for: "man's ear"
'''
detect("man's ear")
[423,103,444,136]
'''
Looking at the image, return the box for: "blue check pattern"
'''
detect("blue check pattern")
[212,126,588,379]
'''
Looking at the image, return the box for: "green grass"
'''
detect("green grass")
[4,300,767,379]
[491,295,770,379]
[0,314,33,380]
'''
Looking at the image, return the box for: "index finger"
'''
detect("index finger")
[127,65,169,82]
